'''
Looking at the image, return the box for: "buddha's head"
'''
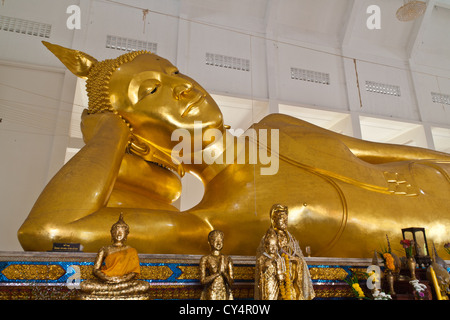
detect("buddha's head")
[270,204,289,231]
[42,41,224,178]
[110,213,129,243]
[208,230,224,252]
[264,233,278,256]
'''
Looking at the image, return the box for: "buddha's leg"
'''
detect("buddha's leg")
[20,206,212,253]
[79,279,106,293]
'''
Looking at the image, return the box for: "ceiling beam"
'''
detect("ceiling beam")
[436,0,450,10]
[406,0,437,60]
[341,0,362,49]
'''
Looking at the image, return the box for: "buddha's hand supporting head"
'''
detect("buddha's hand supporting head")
[43,41,224,178]
[80,109,131,144]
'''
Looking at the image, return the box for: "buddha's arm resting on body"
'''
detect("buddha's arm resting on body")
[262,114,450,164]
[222,258,234,287]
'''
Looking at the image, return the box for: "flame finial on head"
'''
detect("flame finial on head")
[42,41,151,114]
[111,212,129,233]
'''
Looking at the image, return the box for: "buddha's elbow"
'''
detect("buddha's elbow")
[17,219,55,251]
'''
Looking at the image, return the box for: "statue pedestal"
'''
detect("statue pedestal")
[0,251,447,300]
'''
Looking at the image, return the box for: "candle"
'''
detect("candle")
[305,246,311,257]
[429,266,443,300]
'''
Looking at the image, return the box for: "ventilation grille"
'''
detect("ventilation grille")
[365,81,401,97]
[205,53,250,72]
[0,15,51,38]
[290,67,330,85]
[106,35,157,53]
[431,92,450,105]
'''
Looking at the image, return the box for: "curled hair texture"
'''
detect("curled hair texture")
[85,50,151,114]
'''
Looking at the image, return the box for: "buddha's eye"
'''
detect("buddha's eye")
[138,79,161,101]
[168,68,179,75]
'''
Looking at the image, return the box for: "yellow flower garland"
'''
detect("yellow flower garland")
[352,283,365,298]
[383,253,395,271]
[280,253,292,300]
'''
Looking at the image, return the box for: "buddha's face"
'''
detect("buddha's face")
[209,233,224,252]
[273,211,288,231]
[111,226,128,243]
[108,54,224,175]
[265,238,278,256]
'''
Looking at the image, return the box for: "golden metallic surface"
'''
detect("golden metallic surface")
[78,214,150,300]
[1,264,65,281]
[199,230,234,300]
[254,204,315,300]
[308,268,349,281]
[1,251,389,300]
[314,287,355,299]
[140,265,173,281]
[18,42,450,259]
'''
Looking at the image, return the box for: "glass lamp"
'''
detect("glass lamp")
[401,227,432,267]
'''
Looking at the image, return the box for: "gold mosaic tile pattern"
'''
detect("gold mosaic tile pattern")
[1,264,66,281]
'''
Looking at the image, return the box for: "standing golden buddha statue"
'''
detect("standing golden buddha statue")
[255,204,315,300]
[255,233,286,300]
[199,230,234,300]
[78,213,150,300]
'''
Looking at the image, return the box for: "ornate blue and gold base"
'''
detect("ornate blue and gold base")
[0,252,446,300]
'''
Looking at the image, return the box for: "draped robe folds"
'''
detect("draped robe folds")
[255,227,315,300]
[101,247,141,277]
[199,254,234,300]
[256,254,280,300]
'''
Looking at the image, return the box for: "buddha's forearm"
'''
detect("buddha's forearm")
[340,134,450,164]
[26,115,131,223]
[93,269,109,281]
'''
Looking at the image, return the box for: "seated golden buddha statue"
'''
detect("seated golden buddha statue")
[78,213,150,300]
[18,41,450,258]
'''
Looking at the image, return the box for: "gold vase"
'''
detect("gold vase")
[407,256,416,280]
[385,270,396,296]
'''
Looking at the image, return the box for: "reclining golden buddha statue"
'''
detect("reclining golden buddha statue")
[17,41,450,258]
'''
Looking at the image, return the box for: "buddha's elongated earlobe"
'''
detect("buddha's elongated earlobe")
[42,41,98,79]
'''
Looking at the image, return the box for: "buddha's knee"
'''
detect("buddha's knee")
[79,279,103,293]
[134,280,150,292]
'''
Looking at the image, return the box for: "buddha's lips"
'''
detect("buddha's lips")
[181,93,205,118]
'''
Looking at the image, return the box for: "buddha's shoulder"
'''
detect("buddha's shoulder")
[100,244,135,254]
[255,113,317,128]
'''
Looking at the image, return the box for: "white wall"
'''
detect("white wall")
[1,0,450,251]
[0,63,66,251]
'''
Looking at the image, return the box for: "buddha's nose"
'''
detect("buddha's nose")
[173,82,193,100]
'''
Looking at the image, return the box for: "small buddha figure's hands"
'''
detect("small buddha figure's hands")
[104,275,124,284]
[219,256,226,275]
[276,270,286,282]
[95,271,137,284]
[105,273,137,284]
